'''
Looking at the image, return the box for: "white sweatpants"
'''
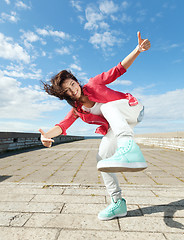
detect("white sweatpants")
[96,99,144,202]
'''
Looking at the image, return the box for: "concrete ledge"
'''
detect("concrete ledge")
[0,132,84,153]
[135,132,184,151]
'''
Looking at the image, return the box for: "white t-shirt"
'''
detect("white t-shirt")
[82,102,104,116]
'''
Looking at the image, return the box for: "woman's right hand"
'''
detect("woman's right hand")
[39,129,54,148]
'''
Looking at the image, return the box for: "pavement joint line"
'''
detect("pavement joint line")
[151,190,159,197]
[43,151,77,182]
[1,182,184,189]
[104,195,107,204]
[144,171,161,185]
[120,172,131,184]
[59,203,66,214]
[22,213,34,227]
[15,169,39,183]
[117,218,121,231]
[149,161,184,180]
[162,233,168,240]
[54,229,62,240]
[1,224,181,234]
[1,226,183,235]
[137,205,144,216]
[97,172,102,184]
[70,150,89,183]
[28,194,36,203]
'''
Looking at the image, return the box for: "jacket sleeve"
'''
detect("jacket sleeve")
[55,108,79,135]
[88,62,126,86]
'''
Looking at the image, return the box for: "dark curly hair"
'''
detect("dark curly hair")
[41,70,83,110]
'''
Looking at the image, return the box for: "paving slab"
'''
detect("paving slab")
[0,227,59,240]
[57,230,167,240]
[0,139,184,240]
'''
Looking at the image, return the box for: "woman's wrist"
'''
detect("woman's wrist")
[136,45,144,52]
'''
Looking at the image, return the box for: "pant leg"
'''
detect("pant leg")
[100,99,144,137]
[97,129,122,202]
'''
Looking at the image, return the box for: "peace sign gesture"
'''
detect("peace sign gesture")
[137,31,151,52]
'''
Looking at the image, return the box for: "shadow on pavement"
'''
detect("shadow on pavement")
[0,175,12,182]
[127,199,184,230]
[0,146,44,159]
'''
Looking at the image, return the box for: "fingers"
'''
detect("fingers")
[41,135,55,142]
[39,128,45,136]
[39,128,54,142]
[43,141,52,148]
[140,39,151,51]
[137,31,142,44]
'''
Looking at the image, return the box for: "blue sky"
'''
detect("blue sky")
[0,0,184,136]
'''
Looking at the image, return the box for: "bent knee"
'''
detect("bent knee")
[100,102,113,112]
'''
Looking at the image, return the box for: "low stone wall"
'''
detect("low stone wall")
[135,132,184,151]
[0,132,84,153]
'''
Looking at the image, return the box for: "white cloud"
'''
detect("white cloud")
[131,87,184,121]
[131,87,184,133]
[42,51,46,57]
[77,72,89,83]
[84,4,126,53]
[0,74,65,121]
[84,6,104,30]
[36,28,71,40]
[5,0,10,4]
[153,42,180,52]
[99,21,109,29]
[20,30,46,48]
[55,46,71,55]
[143,89,184,120]
[110,15,118,21]
[70,0,82,11]
[70,63,82,71]
[172,59,182,64]
[111,79,132,86]
[50,30,70,39]
[150,12,163,23]
[0,121,41,133]
[0,33,30,63]
[68,56,89,83]
[121,1,129,9]
[78,15,85,24]
[15,1,31,10]
[1,63,42,80]
[21,30,40,42]
[1,11,19,23]
[121,13,132,24]
[99,0,118,14]
[67,120,97,136]
[89,31,121,49]
[36,28,48,36]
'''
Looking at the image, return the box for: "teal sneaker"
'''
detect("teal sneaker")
[98,198,127,221]
[97,139,147,172]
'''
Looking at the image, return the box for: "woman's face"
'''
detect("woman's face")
[62,78,81,100]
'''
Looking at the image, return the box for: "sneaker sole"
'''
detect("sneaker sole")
[98,211,127,221]
[97,162,147,173]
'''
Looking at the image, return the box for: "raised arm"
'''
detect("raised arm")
[39,108,79,147]
[121,31,151,70]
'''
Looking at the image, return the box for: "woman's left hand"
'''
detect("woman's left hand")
[137,31,151,52]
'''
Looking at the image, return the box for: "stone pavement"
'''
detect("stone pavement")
[0,139,183,240]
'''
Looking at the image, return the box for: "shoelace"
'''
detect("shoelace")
[116,140,132,155]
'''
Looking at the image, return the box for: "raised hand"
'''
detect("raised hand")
[137,31,151,52]
[39,128,54,148]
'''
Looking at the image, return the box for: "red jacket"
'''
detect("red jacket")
[55,62,138,135]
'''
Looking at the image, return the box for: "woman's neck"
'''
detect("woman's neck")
[78,95,95,108]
